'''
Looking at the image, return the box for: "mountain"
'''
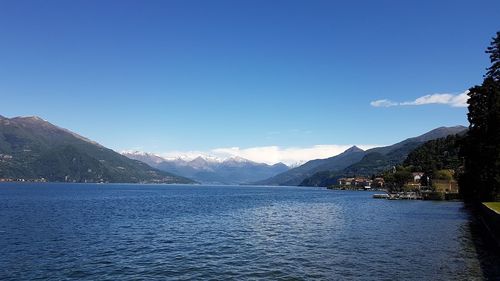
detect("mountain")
[255,126,467,187]
[214,157,289,184]
[0,116,194,184]
[122,152,289,185]
[402,134,464,174]
[254,145,366,186]
[337,126,467,176]
[299,126,467,187]
[365,126,467,156]
[119,151,166,166]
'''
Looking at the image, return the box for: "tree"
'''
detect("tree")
[404,134,462,175]
[434,169,453,181]
[460,32,500,202]
[420,173,431,187]
[383,166,412,193]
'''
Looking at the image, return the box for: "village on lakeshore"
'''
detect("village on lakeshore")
[331,169,460,201]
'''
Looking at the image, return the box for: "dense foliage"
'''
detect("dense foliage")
[460,32,500,202]
[376,134,463,192]
[382,167,413,193]
[403,134,463,176]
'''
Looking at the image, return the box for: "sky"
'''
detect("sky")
[1,0,499,164]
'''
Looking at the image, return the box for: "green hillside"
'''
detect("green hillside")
[299,126,467,187]
[403,134,463,174]
[0,115,194,184]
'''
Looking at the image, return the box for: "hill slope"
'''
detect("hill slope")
[402,134,463,173]
[299,126,467,187]
[254,146,366,186]
[0,115,194,184]
[255,126,466,187]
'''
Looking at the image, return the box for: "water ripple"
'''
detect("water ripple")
[0,183,498,280]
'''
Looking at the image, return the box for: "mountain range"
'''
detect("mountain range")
[0,115,194,184]
[122,152,289,185]
[256,126,467,187]
[254,145,366,186]
[0,114,467,187]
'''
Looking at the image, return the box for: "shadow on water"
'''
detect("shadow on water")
[467,206,500,280]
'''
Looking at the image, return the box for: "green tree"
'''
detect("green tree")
[383,166,412,193]
[460,32,500,202]
[404,134,462,176]
[434,169,453,181]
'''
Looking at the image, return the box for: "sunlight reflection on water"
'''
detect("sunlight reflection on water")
[0,183,498,280]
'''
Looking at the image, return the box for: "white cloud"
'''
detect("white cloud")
[370,99,398,107]
[152,144,379,165]
[371,91,469,108]
[158,150,216,160]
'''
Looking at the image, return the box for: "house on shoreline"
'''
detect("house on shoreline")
[337,177,384,189]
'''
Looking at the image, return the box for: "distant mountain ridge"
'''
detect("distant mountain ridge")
[256,126,467,187]
[0,116,194,184]
[254,145,366,186]
[122,152,289,185]
[0,115,467,187]
[300,126,467,187]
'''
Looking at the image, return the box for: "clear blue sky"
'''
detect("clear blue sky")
[1,0,499,157]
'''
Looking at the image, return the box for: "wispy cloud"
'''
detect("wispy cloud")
[158,150,212,160]
[371,91,469,108]
[370,99,398,107]
[151,144,380,165]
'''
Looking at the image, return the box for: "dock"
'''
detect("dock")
[373,194,390,199]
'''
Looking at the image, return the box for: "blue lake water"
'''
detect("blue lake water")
[0,183,498,280]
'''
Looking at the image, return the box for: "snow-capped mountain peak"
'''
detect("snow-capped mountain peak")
[223,156,254,164]
[121,150,153,157]
[163,154,223,163]
[122,150,290,184]
[121,150,165,164]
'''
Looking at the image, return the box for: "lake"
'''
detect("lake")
[0,183,499,280]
